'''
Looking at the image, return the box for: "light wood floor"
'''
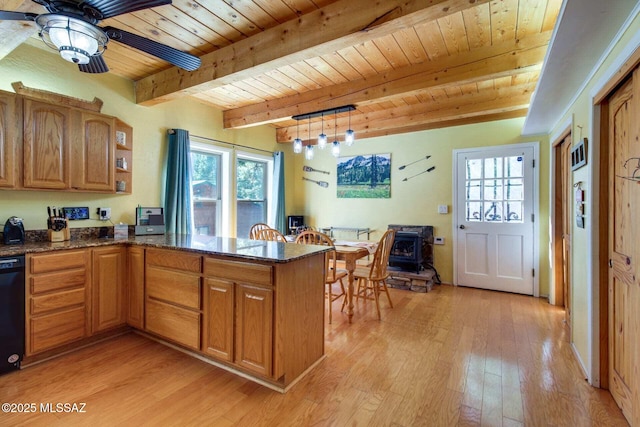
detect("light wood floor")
[0,285,628,426]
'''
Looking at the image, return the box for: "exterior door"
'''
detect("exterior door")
[454,144,536,295]
[607,69,639,425]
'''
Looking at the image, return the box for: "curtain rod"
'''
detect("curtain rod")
[167,129,275,155]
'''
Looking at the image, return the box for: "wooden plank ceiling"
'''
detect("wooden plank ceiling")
[1,0,562,145]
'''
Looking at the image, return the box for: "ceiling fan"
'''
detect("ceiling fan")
[0,0,201,73]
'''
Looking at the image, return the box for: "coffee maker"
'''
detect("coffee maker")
[3,217,25,245]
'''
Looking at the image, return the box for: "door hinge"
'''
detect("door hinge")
[532,159,536,168]
[531,213,535,223]
[532,268,535,277]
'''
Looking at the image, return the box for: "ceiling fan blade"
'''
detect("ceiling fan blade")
[78,55,109,73]
[103,26,201,71]
[0,11,38,21]
[81,0,171,19]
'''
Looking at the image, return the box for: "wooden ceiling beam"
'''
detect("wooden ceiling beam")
[352,109,529,139]
[135,0,492,106]
[275,84,535,143]
[0,1,41,61]
[226,32,552,129]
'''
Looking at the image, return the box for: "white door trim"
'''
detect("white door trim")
[452,141,540,297]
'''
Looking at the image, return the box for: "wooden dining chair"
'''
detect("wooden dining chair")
[249,223,271,240]
[255,227,287,242]
[296,230,347,324]
[353,229,396,319]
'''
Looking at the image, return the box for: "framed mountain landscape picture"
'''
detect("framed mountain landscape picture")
[337,153,391,198]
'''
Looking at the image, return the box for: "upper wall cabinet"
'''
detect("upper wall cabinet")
[23,98,71,190]
[0,91,20,188]
[72,111,115,191]
[0,88,132,194]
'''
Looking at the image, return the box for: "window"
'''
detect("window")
[465,155,524,223]
[191,145,224,236]
[190,140,272,238]
[236,154,272,238]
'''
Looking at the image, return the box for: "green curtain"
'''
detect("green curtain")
[273,151,286,234]
[164,129,193,234]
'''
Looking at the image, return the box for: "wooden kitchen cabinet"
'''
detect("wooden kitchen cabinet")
[126,246,145,329]
[22,98,71,190]
[26,249,91,355]
[145,249,202,350]
[235,283,273,377]
[72,111,115,191]
[202,278,234,362]
[92,246,126,333]
[202,257,273,376]
[0,90,20,188]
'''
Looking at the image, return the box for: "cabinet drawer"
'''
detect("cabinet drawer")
[146,249,201,273]
[146,266,201,309]
[204,258,272,286]
[30,268,87,294]
[146,299,200,350]
[29,250,88,274]
[31,288,85,315]
[29,307,86,354]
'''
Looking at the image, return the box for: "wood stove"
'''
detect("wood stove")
[387,225,434,273]
[389,232,423,273]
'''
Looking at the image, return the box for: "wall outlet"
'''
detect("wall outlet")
[97,207,111,221]
[434,236,445,245]
[437,204,448,214]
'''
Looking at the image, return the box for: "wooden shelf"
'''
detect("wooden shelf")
[115,119,132,195]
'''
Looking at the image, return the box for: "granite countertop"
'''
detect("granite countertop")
[0,233,329,263]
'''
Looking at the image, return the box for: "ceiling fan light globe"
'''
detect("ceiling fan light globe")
[59,47,91,64]
[36,14,107,64]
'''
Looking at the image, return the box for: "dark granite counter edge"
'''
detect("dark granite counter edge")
[0,235,329,263]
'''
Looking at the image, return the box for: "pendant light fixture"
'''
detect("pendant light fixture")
[331,109,340,157]
[345,108,355,146]
[290,105,355,156]
[293,119,302,154]
[318,113,327,149]
[305,117,314,160]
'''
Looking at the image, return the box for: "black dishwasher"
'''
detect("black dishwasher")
[0,255,25,374]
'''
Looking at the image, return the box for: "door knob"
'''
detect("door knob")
[459,225,465,229]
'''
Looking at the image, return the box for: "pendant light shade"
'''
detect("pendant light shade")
[344,109,355,146]
[331,140,340,157]
[293,120,302,153]
[318,113,327,149]
[305,145,314,160]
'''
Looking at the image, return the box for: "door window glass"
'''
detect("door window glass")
[465,155,525,223]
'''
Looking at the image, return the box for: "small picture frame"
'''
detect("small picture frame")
[571,138,587,171]
[116,130,126,146]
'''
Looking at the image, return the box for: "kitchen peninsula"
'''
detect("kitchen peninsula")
[2,234,328,392]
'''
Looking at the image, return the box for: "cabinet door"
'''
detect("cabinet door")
[0,90,19,188]
[127,246,145,329]
[92,247,126,333]
[72,111,115,191]
[203,278,234,361]
[23,98,70,189]
[235,284,273,377]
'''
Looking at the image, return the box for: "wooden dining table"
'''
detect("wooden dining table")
[334,245,372,323]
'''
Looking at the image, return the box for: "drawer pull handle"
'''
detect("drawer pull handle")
[211,287,228,293]
[246,294,264,301]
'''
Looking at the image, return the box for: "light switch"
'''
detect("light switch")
[437,204,448,214]
[434,237,445,245]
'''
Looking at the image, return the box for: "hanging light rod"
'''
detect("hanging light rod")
[291,105,356,121]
